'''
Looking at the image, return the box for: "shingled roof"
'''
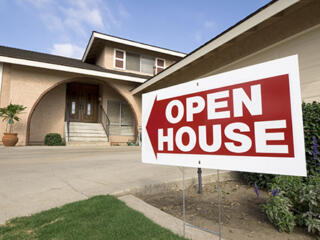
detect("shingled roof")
[0,45,150,79]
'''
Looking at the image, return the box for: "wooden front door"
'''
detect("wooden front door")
[67,83,99,123]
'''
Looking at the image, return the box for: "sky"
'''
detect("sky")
[0,0,272,59]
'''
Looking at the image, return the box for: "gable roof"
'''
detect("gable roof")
[131,0,301,94]
[0,45,149,82]
[82,31,186,63]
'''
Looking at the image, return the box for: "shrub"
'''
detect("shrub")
[264,194,296,233]
[241,102,320,236]
[303,102,320,175]
[241,172,275,189]
[241,102,320,188]
[299,176,320,235]
[44,133,64,146]
[127,141,138,146]
[269,176,304,209]
[263,175,320,236]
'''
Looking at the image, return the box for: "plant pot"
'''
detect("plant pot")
[2,133,18,147]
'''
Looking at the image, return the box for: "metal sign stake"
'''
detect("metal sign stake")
[181,168,222,239]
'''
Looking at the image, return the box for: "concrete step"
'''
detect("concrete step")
[65,122,109,144]
[68,136,108,142]
[66,141,111,146]
[68,128,105,133]
[69,126,105,131]
[69,122,102,127]
[68,132,107,137]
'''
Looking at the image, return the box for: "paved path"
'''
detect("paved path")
[0,146,214,224]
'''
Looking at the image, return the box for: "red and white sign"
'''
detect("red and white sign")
[142,55,307,176]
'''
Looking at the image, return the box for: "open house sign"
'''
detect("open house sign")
[142,55,307,176]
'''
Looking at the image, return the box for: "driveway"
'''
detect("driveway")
[0,146,214,224]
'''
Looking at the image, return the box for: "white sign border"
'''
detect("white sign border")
[142,55,306,176]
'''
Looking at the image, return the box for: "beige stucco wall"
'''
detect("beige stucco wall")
[204,24,320,102]
[0,63,142,146]
[0,64,77,145]
[29,84,66,145]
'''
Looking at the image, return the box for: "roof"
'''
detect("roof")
[132,0,301,94]
[0,45,149,82]
[82,31,186,62]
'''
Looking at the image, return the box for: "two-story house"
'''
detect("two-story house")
[1,0,319,147]
[0,32,185,145]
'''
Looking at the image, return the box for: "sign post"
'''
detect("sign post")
[142,55,307,238]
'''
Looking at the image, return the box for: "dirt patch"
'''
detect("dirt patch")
[137,181,315,240]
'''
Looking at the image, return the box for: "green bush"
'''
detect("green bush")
[241,102,320,236]
[270,176,304,209]
[264,194,296,233]
[264,175,320,236]
[241,172,275,189]
[44,133,64,146]
[242,102,320,189]
[303,102,320,175]
[299,176,320,235]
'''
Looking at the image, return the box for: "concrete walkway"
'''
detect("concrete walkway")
[0,146,216,224]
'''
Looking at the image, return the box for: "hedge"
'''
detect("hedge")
[241,102,320,236]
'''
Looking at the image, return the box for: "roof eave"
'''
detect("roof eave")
[0,56,147,83]
[82,32,187,63]
[131,0,300,95]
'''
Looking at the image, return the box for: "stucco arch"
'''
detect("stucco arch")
[26,76,141,145]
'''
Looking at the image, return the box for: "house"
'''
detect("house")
[0,0,319,146]
[0,32,185,145]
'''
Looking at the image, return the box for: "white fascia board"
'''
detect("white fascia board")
[82,33,95,62]
[82,32,186,61]
[0,56,147,83]
[0,63,3,96]
[131,0,300,94]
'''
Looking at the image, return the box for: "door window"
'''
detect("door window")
[87,94,91,116]
[71,101,76,114]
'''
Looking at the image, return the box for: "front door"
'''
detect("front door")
[67,83,99,123]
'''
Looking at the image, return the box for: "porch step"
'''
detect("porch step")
[65,122,109,145]
[67,141,111,146]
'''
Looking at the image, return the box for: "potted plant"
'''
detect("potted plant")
[0,103,26,146]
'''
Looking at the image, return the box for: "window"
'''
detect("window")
[141,56,155,74]
[107,100,121,125]
[155,58,165,74]
[114,49,125,69]
[107,100,135,136]
[107,100,134,126]
[113,49,166,75]
[126,52,140,72]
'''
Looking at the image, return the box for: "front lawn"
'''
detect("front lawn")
[0,195,187,240]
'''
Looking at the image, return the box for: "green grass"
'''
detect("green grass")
[0,195,187,240]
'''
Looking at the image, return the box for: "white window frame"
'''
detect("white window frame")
[155,57,166,74]
[114,48,126,70]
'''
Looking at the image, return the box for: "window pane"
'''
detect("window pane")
[121,103,134,126]
[115,60,123,68]
[157,59,164,67]
[107,100,121,125]
[126,52,140,71]
[115,50,124,59]
[141,56,155,74]
[156,67,164,74]
[71,101,76,114]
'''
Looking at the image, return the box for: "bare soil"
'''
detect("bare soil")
[137,181,315,240]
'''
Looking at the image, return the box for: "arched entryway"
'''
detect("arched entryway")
[27,77,140,145]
